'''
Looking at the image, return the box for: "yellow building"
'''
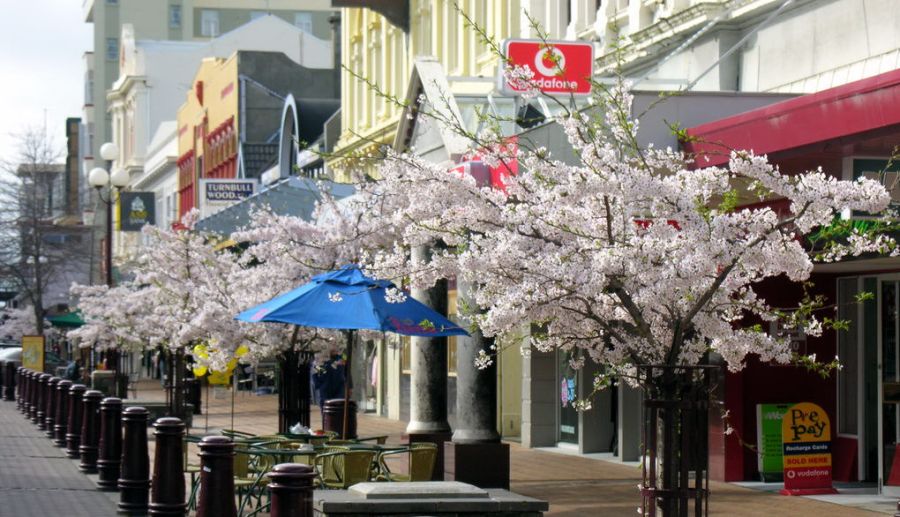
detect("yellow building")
[328,1,547,181]
[176,50,338,218]
[177,55,240,217]
[329,1,585,441]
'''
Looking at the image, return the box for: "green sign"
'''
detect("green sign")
[756,403,792,480]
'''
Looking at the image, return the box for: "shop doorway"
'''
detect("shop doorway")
[880,277,900,494]
[557,350,579,445]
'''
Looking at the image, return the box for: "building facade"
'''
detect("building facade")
[176,50,338,219]
[106,14,335,265]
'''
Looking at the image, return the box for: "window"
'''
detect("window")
[251,11,267,21]
[106,38,118,61]
[294,12,313,33]
[837,278,860,435]
[84,69,94,105]
[201,10,219,37]
[169,5,182,29]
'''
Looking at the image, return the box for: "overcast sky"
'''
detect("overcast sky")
[0,1,92,165]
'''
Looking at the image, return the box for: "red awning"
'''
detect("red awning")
[684,68,900,167]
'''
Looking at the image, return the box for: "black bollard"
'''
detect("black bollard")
[195,436,236,517]
[4,361,15,401]
[267,464,317,517]
[35,373,50,427]
[118,406,150,515]
[29,371,39,421]
[54,379,72,447]
[79,389,103,473]
[66,384,87,456]
[15,367,24,410]
[44,377,60,437]
[21,369,29,414]
[149,417,187,516]
[97,397,123,490]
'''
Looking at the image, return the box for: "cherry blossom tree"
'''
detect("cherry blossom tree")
[340,66,897,514]
[0,307,39,342]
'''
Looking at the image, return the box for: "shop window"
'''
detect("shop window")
[854,159,900,208]
[837,277,860,436]
[401,336,411,373]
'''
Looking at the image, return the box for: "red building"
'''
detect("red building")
[686,69,900,489]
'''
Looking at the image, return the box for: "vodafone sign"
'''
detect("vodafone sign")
[500,39,594,96]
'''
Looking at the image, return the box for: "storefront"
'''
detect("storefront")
[686,68,900,486]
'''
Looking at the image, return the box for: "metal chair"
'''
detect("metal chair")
[377,443,437,482]
[313,448,377,489]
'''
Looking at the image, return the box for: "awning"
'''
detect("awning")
[46,311,84,328]
[685,68,900,167]
[195,176,355,237]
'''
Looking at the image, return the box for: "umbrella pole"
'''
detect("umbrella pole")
[343,330,353,439]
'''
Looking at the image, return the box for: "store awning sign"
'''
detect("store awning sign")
[119,192,155,231]
[779,402,837,495]
[199,179,257,218]
[500,39,594,96]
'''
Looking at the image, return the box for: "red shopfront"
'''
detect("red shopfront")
[685,69,900,488]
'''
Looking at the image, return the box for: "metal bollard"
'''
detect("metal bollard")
[54,380,72,447]
[149,417,187,516]
[4,361,15,401]
[16,367,24,410]
[97,397,123,490]
[196,436,237,517]
[267,463,317,517]
[36,373,50,427]
[118,406,150,515]
[66,384,87,456]
[44,377,60,437]
[29,371,39,421]
[79,389,103,473]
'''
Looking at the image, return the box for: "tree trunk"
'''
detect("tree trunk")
[640,365,715,517]
[277,348,312,433]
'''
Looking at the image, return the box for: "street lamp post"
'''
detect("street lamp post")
[89,142,129,397]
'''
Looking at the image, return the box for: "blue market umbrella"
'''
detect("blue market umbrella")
[236,265,468,435]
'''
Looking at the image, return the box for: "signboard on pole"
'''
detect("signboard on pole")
[118,192,156,231]
[499,39,594,96]
[756,403,792,481]
[21,335,44,371]
[198,179,257,219]
[780,402,837,495]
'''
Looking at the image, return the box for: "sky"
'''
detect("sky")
[0,1,92,166]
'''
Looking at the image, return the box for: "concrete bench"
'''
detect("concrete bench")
[314,481,547,516]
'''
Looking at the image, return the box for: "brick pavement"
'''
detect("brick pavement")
[0,397,117,517]
[1,377,881,516]
[130,378,885,517]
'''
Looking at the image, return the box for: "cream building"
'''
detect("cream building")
[105,14,334,267]
[82,0,336,201]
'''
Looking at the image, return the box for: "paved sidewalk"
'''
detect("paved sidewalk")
[132,378,887,517]
[0,399,117,517]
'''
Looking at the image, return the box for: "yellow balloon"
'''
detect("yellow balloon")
[192,365,208,377]
[208,370,230,385]
[236,345,249,358]
[192,344,209,360]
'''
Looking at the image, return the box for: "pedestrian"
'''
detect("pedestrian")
[312,348,345,420]
[64,359,82,382]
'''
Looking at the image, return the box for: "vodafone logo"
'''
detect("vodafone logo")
[786,470,796,479]
[534,46,565,77]
[501,39,594,96]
